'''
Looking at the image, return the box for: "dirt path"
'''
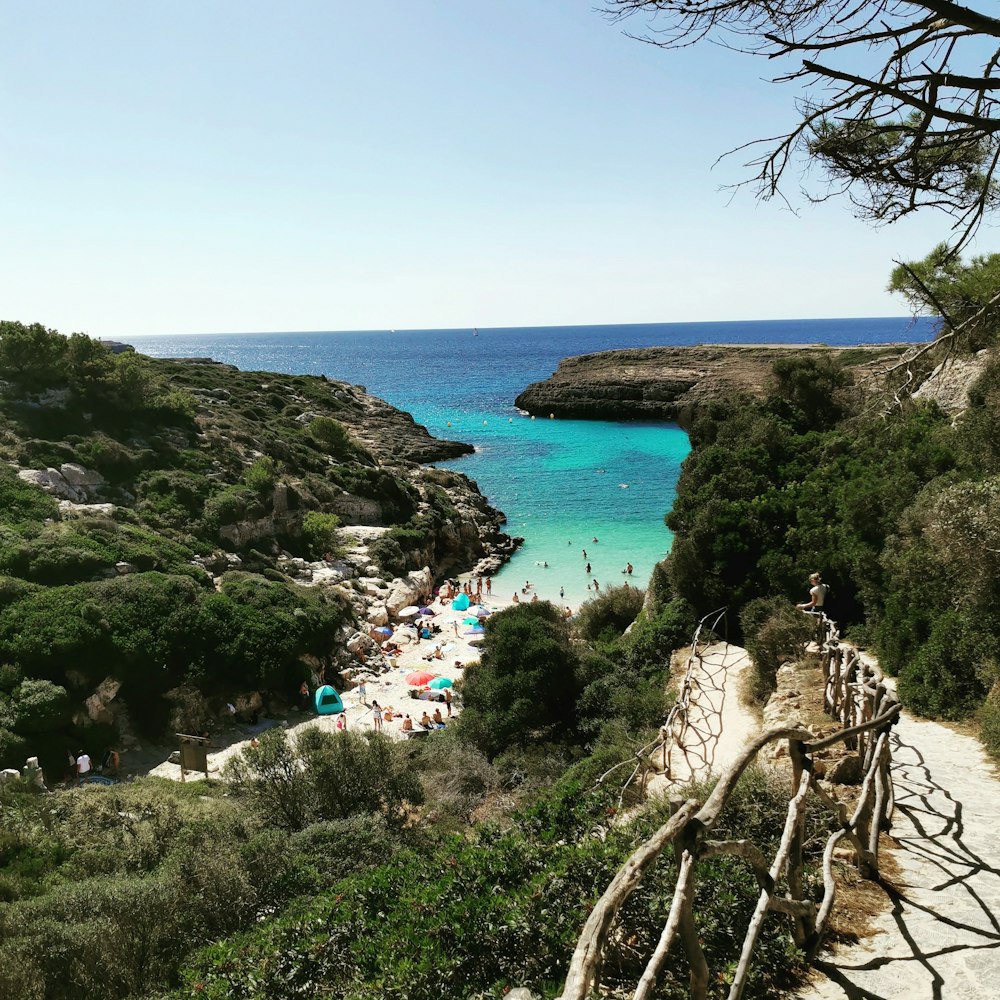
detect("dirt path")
[646,641,759,794]
[800,708,1000,999]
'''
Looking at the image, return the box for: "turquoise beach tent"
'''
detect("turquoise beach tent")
[314,685,345,715]
[451,593,470,611]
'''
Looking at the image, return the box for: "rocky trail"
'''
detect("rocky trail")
[800,707,1000,1000]
[653,645,1000,999]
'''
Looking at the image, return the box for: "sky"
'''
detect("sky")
[1,0,992,337]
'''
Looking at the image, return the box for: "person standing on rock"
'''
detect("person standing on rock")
[797,572,829,615]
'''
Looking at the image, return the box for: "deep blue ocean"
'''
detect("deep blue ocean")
[129,318,936,607]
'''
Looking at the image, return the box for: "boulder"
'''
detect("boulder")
[367,605,389,627]
[385,568,433,616]
[0,769,20,785]
[18,468,81,501]
[115,561,137,575]
[58,500,117,519]
[60,463,106,490]
[828,754,863,785]
[84,677,123,725]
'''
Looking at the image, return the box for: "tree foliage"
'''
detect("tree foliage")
[457,602,581,758]
[224,727,423,832]
[607,2,1000,246]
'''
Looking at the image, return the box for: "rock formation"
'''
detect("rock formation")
[514,344,911,427]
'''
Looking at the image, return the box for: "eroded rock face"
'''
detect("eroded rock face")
[514,344,911,427]
[912,349,991,415]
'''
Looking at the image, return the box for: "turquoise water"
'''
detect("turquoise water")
[128,318,935,607]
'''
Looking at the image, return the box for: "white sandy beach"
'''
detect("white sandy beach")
[141,588,520,782]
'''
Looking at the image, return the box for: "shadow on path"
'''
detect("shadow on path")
[801,720,1000,1000]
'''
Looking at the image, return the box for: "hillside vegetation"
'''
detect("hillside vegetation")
[659,248,1000,758]
[0,321,491,775]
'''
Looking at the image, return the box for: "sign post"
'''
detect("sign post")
[176,733,210,782]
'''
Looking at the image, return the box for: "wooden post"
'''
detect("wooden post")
[787,740,813,948]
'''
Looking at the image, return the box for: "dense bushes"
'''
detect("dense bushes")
[457,602,581,758]
[224,727,423,831]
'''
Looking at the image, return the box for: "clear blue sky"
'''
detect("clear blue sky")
[0,1,981,337]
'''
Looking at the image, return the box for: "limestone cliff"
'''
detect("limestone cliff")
[514,344,911,426]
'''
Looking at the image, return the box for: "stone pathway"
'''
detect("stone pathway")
[800,711,1000,999]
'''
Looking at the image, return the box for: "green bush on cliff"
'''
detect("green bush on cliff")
[0,466,59,525]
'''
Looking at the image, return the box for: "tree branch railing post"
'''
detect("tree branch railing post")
[557,612,903,1000]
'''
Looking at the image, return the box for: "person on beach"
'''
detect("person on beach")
[593,579,600,592]
[432,707,445,726]
[336,713,347,731]
[486,577,492,595]
[371,701,383,731]
[444,688,453,717]
[585,562,591,574]
[582,548,587,559]
[76,750,92,785]
[627,562,633,575]
[531,593,538,602]
[512,592,519,603]
[357,679,367,705]
[420,711,432,729]
[797,573,829,614]
[402,715,413,732]
[559,586,564,599]
[298,680,310,710]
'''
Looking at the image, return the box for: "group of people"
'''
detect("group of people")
[67,747,119,786]
[439,576,491,602]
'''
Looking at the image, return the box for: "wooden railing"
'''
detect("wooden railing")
[557,615,901,1000]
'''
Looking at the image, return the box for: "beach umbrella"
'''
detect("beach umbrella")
[374,626,393,636]
[398,606,420,618]
[464,625,486,635]
[463,615,480,625]
[405,670,438,687]
[428,676,453,690]
[418,606,435,615]
[451,594,470,611]
[467,605,489,616]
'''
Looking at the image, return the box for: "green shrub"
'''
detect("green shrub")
[457,602,580,759]
[9,679,69,734]
[307,416,353,458]
[225,727,423,832]
[242,456,279,496]
[301,510,342,559]
[0,466,59,525]
[740,597,815,703]
[897,609,991,718]
[202,484,259,531]
[979,685,1000,761]
[573,584,646,645]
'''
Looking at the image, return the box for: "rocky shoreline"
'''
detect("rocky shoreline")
[514,343,910,427]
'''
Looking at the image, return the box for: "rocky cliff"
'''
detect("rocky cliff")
[514,344,911,426]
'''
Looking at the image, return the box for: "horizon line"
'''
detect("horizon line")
[123,315,934,339]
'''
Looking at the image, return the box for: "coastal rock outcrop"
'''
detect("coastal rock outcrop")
[514,344,911,427]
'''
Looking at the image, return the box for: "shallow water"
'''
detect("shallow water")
[129,317,934,606]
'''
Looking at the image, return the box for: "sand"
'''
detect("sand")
[138,589,520,783]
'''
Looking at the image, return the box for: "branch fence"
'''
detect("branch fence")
[558,614,900,1000]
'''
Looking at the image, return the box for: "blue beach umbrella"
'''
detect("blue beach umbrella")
[374,626,393,636]
[428,676,453,690]
[463,615,480,625]
[464,625,486,635]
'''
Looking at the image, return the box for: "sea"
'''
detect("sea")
[129,317,937,609]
